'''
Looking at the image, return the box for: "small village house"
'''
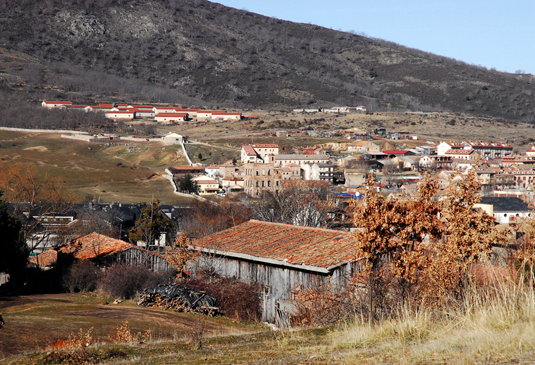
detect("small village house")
[105,110,135,120]
[240,144,280,164]
[162,132,183,145]
[205,164,221,178]
[155,112,188,123]
[221,176,245,191]
[192,175,220,195]
[275,154,330,167]
[347,141,379,153]
[476,197,532,225]
[42,101,73,109]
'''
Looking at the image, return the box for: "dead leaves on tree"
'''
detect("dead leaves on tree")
[352,170,507,311]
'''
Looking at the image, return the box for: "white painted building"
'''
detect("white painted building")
[162,133,183,145]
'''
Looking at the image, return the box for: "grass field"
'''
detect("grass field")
[3,287,535,364]
[0,131,193,204]
[0,293,258,361]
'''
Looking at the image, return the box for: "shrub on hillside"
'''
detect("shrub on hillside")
[184,272,261,322]
[63,260,99,293]
[98,263,174,299]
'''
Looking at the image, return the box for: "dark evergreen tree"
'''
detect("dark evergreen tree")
[128,201,173,248]
[178,173,197,194]
[0,192,28,281]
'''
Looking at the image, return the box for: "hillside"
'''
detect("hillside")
[0,0,534,121]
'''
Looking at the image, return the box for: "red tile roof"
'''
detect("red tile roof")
[29,250,58,268]
[193,220,358,270]
[465,141,513,149]
[252,144,279,148]
[242,145,258,156]
[59,232,134,260]
[155,113,188,117]
[445,149,476,155]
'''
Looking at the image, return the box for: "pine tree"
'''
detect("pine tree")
[0,192,28,282]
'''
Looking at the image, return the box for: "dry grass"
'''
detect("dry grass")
[332,280,535,364]
[6,281,535,364]
[0,132,193,204]
[0,293,252,360]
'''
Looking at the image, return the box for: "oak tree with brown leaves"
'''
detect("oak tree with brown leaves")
[165,233,199,278]
[352,169,503,318]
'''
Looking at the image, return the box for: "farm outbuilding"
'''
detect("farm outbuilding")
[30,233,174,272]
[162,132,183,145]
[191,220,361,326]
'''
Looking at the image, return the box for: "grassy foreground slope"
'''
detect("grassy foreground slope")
[3,287,535,364]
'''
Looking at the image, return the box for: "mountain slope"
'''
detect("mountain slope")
[0,0,534,121]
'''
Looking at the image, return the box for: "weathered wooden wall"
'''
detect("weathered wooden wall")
[191,253,360,324]
[103,247,174,273]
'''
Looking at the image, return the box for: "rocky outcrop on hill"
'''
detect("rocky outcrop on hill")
[0,0,534,121]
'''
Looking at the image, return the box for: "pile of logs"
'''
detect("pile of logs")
[138,292,195,312]
[137,284,219,316]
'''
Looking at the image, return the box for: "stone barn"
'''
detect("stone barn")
[191,220,360,326]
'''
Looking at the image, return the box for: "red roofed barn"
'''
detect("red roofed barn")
[57,233,172,272]
[191,220,361,325]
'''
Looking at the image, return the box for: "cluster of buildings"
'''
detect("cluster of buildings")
[167,136,535,212]
[292,106,366,113]
[41,101,242,123]
[169,144,338,197]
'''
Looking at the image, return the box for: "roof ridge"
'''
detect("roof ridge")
[247,219,350,235]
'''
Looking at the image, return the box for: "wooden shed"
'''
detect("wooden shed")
[58,233,173,272]
[191,220,360,326]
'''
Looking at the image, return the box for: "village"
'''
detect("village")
[2,98,535,361]
[0,101,527,324]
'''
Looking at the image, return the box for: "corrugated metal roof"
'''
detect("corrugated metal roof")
[193,220,358,269]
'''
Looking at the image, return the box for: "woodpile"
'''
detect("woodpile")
[137,284,219,316]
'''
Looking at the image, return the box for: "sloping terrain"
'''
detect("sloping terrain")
[0,293,252,359]
[0,130,192,204]
[0,0,534,122]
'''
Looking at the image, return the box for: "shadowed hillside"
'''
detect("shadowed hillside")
[0,0,534,121]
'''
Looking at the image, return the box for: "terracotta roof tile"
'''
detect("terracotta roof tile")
[156,112,188,117]
[59,232,134,260]
[193,220,358,269]
[29,250,58,268]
